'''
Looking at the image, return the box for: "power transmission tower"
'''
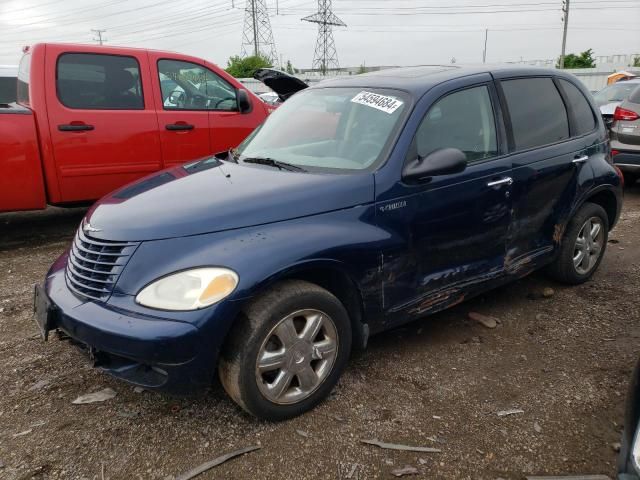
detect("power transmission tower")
[240,0,278,64]
[91,29,106,45]
[302,0,346,75]
[559,0,570,68]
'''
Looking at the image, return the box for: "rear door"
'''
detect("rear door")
[497,74,600,273]
[45,46,162,202]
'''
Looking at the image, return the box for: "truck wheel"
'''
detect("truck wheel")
[218,280,352,420]
[546,202,608,285]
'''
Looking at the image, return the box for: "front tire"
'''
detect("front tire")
[218,280,352,420]
[546,202,608,284]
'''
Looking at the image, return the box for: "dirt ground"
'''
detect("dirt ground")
[1,185,639,480]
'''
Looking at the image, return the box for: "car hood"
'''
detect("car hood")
[253,68,308,101]
[84,158,374,242]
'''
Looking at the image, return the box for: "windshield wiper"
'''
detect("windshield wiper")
[242,156,307,172]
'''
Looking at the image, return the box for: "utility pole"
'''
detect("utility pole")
[559,0,570,68]
[240,0,278,63]
[482,29,488,63]
[91,29,106,45]
[302,0,346,75]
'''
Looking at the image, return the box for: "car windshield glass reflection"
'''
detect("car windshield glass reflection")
[236,87,408,172]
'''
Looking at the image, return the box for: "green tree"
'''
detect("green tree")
[558,49,596,69]
[357,64,367,74]
[225,54,272,78]
[285,60,295,75]
[633,56,640,68]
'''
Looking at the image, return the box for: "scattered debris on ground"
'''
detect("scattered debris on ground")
[361,439,442,453]
[174,445,261,480]
[71,387,117,404]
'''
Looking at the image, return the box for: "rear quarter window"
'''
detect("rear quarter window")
[501,77,569,150]
[558,79,596,136]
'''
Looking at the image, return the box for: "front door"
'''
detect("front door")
[151,57,212,167]
[379,81,513,324]
[45,48,162,202]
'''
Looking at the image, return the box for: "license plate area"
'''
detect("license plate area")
[33,284,57,341]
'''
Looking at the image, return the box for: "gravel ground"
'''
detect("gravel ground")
[0,185,639,480]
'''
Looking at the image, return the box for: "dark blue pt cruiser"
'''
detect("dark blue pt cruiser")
[35,66,624,420]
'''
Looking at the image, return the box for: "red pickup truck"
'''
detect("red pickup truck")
[1,43,272,213]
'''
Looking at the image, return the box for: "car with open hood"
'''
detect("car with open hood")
[35,65,623,420]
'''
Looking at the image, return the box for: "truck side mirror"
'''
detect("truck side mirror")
[237,90,252,114]
[402,148,467,183]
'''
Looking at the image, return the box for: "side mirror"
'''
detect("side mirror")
[237,89,252,114]
[402,148,467,183]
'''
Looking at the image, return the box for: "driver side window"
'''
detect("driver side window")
[413,85,498,163]
[158,59,237,111]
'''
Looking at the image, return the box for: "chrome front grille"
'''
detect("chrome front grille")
[65,228,139,302]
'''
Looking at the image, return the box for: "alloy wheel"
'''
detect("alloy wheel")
[255,309,338,405]
[573,216,604,275]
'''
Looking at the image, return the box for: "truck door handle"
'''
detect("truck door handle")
[166,123,194,131]
[487,177,513,187]
[573,155,589,164]
[58,124,94,131]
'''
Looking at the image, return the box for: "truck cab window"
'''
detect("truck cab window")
[57,53,143,110]
[158,59,237,111]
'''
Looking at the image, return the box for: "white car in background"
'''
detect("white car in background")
[594,79,640,127]
[0,65,17,104]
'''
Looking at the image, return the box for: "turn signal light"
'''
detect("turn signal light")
[614,106,640,121]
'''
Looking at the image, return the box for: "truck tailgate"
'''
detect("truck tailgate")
[0,103,47,212]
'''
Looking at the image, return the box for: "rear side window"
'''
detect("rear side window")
[412,85,498,163]
[502,77,569,150]
[558,79,596,135]
[57,53,144,110]
[17,52,30,105]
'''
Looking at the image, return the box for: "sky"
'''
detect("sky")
[0,0,639,69]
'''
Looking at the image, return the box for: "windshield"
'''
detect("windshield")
[236,87,409,171]
[594,82,640,105]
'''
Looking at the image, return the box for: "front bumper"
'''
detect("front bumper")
[37,263,223,392]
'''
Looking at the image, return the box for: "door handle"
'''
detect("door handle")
[166,123,194,131]
[487,177,513,187]
[58,124,94,132]
[573,155,589,164]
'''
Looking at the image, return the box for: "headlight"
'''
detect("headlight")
[136,268,238,311]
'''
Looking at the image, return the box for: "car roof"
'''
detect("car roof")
[311,65,584,96]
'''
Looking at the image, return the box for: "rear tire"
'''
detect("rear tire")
[546,202,608,285]
[218,280,352,420]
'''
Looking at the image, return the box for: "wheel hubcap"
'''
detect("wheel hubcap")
[256,309,338,405]
[573,216,604,275]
